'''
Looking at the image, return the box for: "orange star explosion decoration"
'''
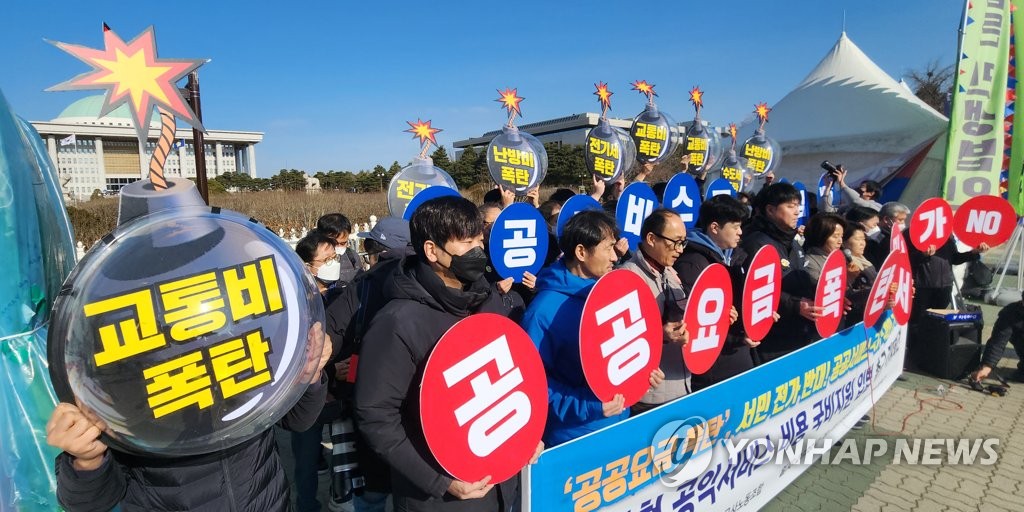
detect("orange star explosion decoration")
[729,123,738,148]
[689,87,704,110]
[496,87,525,120]
[754,102,772,128]
[405,119,443,147]
[631,80,657,101]
[47,26,205,143]
[594,82,613,114]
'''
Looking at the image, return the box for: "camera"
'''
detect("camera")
[821,160,841,179]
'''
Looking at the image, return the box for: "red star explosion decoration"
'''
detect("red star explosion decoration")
[496,87,525,120]
[47,26,205,143]
[594,82,613,114]
[753,102,772,129]
[405,119,443,147]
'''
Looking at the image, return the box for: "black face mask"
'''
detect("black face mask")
[442,246,489,285]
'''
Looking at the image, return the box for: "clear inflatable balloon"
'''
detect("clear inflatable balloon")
[387,157,459,218]
[585,117,636,182]
[486,125,548,195]
[711,149,751,193]
[630,105,676,163]
[681,120,724,174]
[48,204,325,456]
[740,128,782,176]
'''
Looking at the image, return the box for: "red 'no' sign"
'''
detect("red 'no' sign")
[420,313,547,483]
[952,195,1016,249]
[579,269,663,406]
[683,264,733,375]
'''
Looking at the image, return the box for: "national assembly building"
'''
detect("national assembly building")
[30,94,263,200]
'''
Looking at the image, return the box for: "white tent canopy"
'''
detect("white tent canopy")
[740,32,949,209]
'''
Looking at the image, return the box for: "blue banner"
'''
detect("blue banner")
[524,313,906,511]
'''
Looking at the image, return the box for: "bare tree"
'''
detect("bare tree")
[905,60,954,114]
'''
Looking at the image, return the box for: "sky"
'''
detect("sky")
[1,0,965,177]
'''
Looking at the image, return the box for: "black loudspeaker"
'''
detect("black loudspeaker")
[912,316,983,379]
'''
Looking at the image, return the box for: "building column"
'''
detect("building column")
[138,139,147,178]
[177,143,187,177]
[95,137,105,193]
[46,135,57,168]
[247,144,257,177]
[214,142,223,177]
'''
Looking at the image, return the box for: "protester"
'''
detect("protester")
[521,210,664,447]
[844,205,881,241]
[47,328,332,511]
[803,213,846,281]
[620,209,689,413]
[326,217,412,512]
[865,202,910,269]
[316,213,363,283]
[480,202,535,319]
[819,165,882,212]
[741,183,818,362]
[906,233,988,325]
[296,231,344,295]
[972,300,1024,384]
[673,195,753,389]
[842,222,877,324]
[293,231,350,512]
[354,196,539,510]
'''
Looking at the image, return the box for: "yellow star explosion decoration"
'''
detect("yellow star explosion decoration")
[405,119,443,147]
[496,87,525,119]
[594,82,613,112]
[631,80,657,100]
[689,87,704,110]
[754,102,772,127]
[47,26,205,143]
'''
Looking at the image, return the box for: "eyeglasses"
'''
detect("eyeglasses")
[311,253,340,266]
[652,232,687,250]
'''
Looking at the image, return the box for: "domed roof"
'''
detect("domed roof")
[55,94,160,126]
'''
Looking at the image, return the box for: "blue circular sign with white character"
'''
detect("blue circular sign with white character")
[402,185,462,221]
[663,173,701,229]
[556,194,603,239]
[793,181,809,227]
[616,182,658,250]
[703,177,736,202]
[488,203,549,282]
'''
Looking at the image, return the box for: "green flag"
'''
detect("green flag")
[943,0,1013,209]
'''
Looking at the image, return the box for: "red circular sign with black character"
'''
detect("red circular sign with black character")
[743,246,782,342]
[814,250,848,338]
[579,269,663,406]
[683,264,733,375]
[420,313,547,483]
[909,197,953,252]
[952,195,1016,249]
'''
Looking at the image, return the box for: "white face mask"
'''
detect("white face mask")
[896,222,906,232]
[866,226,881,238]
[316,259,341,282]
[335,245,347,255]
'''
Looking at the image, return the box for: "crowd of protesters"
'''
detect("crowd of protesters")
[47,158,1015,512]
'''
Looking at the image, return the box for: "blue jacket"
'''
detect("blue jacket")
[520,261,629,447]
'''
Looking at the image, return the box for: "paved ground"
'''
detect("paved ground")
[276,299,1023,512]
[766,299,1024,512]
